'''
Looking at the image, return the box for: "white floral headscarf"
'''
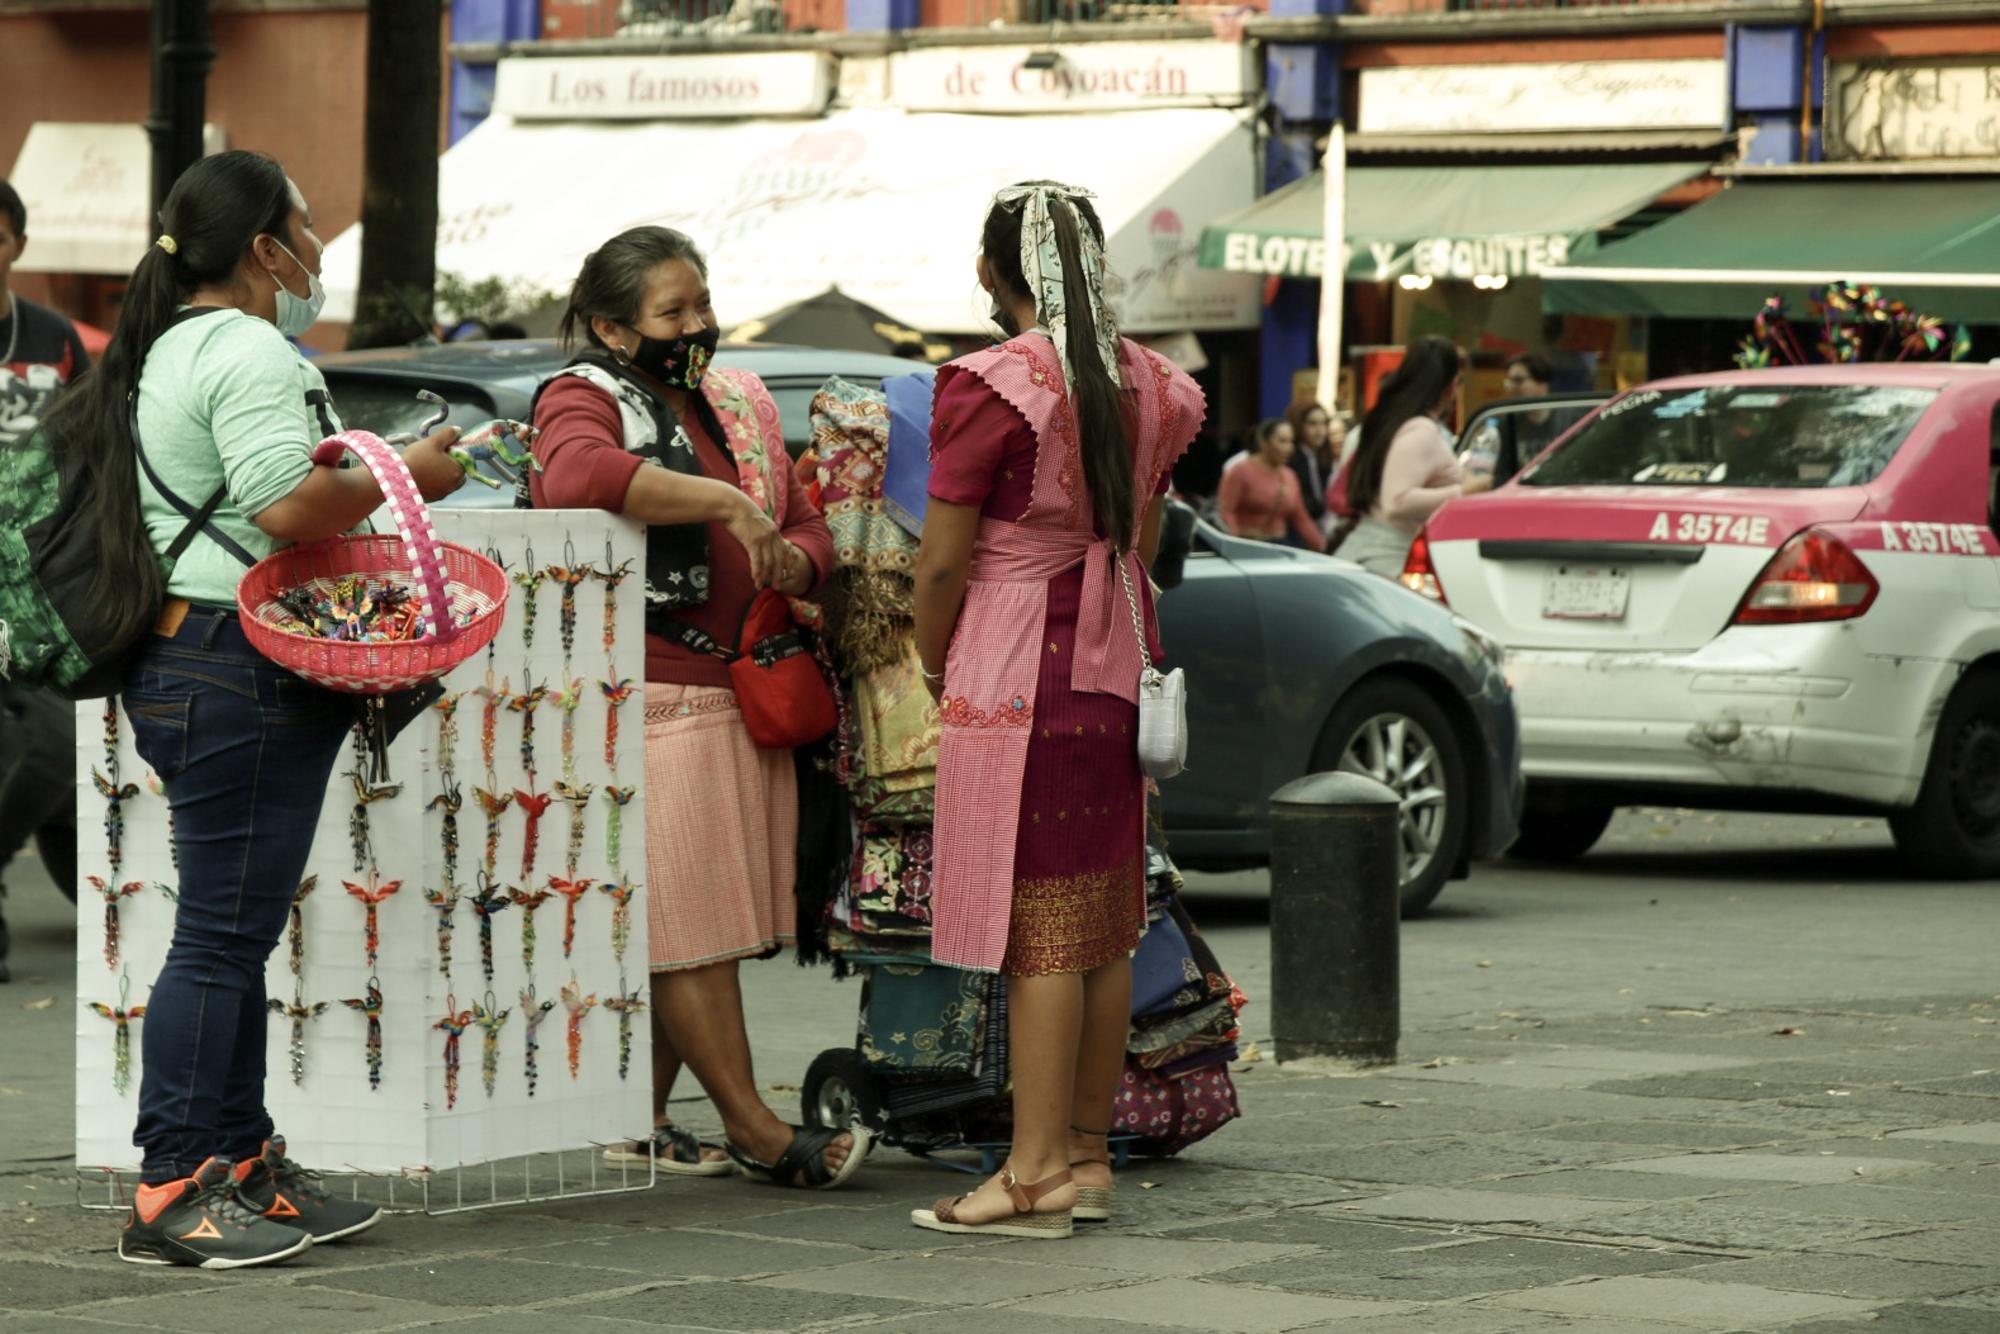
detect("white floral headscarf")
[992,182,1122,397]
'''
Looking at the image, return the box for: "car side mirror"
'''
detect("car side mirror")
[1152,499,1196,591]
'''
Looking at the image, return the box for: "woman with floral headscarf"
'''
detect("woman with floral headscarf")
[911,182,1206,1238]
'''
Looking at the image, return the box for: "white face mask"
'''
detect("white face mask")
[266,237,326,337]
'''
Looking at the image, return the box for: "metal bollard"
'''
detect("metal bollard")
[1268,771,1401,1067]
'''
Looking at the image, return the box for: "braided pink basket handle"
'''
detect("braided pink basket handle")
[310,430,461,644]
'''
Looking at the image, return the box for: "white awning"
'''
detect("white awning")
[320,106,1260,334]
[6,122,225,275]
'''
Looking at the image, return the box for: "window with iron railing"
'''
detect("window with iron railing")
[538,0,841,38]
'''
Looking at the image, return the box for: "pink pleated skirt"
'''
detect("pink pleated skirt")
[642,683,797,972]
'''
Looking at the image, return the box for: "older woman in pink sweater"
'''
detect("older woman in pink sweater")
[1217,418,1325,550]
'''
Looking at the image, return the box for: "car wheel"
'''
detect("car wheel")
[1890,670,2000,878]
[801,1048,887,1135]
[1311,678,1469,918]
[1506,804,1614,863]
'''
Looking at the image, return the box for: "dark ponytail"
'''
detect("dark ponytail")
[42,150,292,644]
[981,184,1134,553]
[1345,335,1462,517]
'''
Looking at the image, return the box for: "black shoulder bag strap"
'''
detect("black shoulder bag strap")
[132,306,261,571]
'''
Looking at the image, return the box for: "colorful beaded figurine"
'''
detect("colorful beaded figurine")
[343,871,403,971]
[594,552,635,658]
[519,985,556,1097]
[506,680,551,780]
[90,768,142,876]
[600,785,636,869]
[430,778,464,894]
[514,782,555,882]
[266,989,329,1088]
[424,885,460,981]
[288,876,317,980]
[599,678,637,771]
[435,999,475,1110]
[471,992,512,1098]
[88,974,146,1096]
[471,786,514,879]
[469,875,514,984]
[549,876,593,959]
[512,542,547,652]
[433,690,464,778]
[475,673,508,779]
[555,780,595,877]
[341,977,386,1091]
[602,983,648,1081]
[559,980,596,1081]
[547,542,594,667]
[87,877,144,971]
[348,770,403,875]
[599,876,639,969]
[552,677,587,784]
[509,885,554,974]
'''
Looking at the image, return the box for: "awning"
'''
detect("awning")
[1541,178,2000,323]
[320,106,1260,334]
[6,122,225,275]
[1197,161,1709,283]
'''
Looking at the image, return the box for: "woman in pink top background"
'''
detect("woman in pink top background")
[1333,336,1490,576]
[1217,417,1325,551]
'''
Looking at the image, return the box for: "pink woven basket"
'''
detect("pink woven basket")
[238,431,509,694]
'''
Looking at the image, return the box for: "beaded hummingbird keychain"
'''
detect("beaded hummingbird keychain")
[599,875,639,969]
[267,987,329,1088]
[469,872,513,985]
[471,785,513,880]
[91,704,143,877]
[506,680,551,781]
[552,676,587,785]
[547,538,593,668]
[514,780,554,882]
[599,678,636,772]
[89,973,146,1096]
[519,984,556,1097]
[344,871,403,971]
[549,876,593,959]
[435,997,475,1110]
[512,540,547,652]
[471,991,511,1098]
[87,877,144,971]
[594,546,635,659]
[474,672,509,781]
[432,689,465,778]
[600,785,636,870]
[602,981,648,1082]
[560,979,596,1081]
[430,777,464,892]
[287,876,317,980]
[348,769,403,875]
[509,885,553,974]
[555,780,595,878]
[424,885,460,981]
[341,976,386,1091]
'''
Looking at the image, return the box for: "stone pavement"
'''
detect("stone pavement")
[3,811,1999,1332]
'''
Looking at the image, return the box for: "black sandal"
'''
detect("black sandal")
[603,1123,731,1175]
[724,1124,872,1190]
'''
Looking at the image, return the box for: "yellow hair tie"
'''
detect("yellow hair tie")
[155,234,178,255]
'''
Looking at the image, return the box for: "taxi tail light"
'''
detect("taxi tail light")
[1732,528,1879,625]
[1400,529,1447,604]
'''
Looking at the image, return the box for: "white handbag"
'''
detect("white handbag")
[1118,555,1187,781]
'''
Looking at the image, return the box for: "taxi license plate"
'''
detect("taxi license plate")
[1542,567,1629,621]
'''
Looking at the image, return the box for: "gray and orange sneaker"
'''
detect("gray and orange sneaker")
[233,1136,383,1243]
[119,1157,315,1269]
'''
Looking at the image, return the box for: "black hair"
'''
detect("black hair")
[560,225,708,352]
[981,183,1133,551]
[40,151,294,646]
[1345,335,1462,516]
[1509,352,1555,386]
[0,179,24,237]
[1253,417,1293,453]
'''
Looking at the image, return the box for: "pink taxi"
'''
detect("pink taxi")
[1405,364,2000,874]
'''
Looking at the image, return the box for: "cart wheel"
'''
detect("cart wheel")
[802,1048,886,1134]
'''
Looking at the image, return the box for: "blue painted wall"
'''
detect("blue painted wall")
[450,0,542,144]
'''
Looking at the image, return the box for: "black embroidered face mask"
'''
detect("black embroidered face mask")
[624,325,719,391]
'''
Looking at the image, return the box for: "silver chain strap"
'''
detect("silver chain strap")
[1116,553,1154,676]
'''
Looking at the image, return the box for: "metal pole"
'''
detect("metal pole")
[1268,771,1401,1067]
[146,0,215,232]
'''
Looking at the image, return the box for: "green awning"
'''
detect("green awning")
[1542,178,2000,323]
[1197,162,1709,282]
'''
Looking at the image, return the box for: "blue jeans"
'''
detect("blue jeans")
[123,608,351,1183]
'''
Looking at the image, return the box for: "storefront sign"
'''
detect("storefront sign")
[1410,234,1570,280]
[1358,60,1726,135]
[891,42,1252,113]
[1827,61,2000,161]
[1213,232,1571,282]
[493,53,835,120]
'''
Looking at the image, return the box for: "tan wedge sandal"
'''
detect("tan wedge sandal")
[1070,1126,1114,1223]
[911,1163,1074,1239]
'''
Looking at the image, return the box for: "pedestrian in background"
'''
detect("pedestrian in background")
[913,180,1204,1238]
[1218,417,1325,551]
[529,225,865,1190]
[0,178,91,448]
[49,151,465,1268]
[1489,352,1558,486]
[1285,400,1336,527]
[1333,336,1488,577]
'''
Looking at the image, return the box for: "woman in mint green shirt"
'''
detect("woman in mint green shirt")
[43,151,464,1271]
